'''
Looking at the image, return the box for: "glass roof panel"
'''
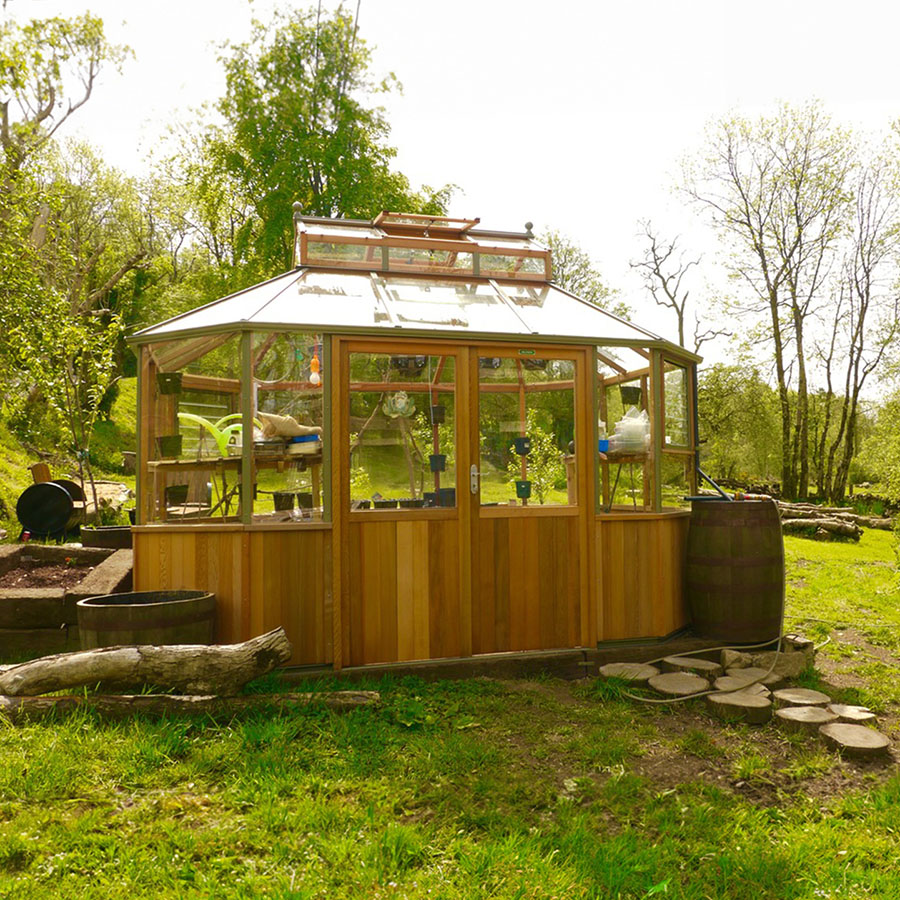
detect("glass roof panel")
[257,270,387,327]
[498,283,658,341]
[302,223,382,240]
[377,276,529,333]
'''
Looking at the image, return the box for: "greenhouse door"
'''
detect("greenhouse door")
[468,345,592,654]
[339,339,472,666]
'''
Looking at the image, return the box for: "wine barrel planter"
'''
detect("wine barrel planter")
[80,526,133,550]
[16,482,82,538]
[77,590,216,650]
[685,499,784,642]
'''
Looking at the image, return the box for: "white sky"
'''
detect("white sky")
[8,0,900,346]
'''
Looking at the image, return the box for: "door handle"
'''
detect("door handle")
[470,464,480,495]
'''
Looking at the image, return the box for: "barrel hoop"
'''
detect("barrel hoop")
[689,518,780,528]
[82,609,214,632]
[685,555,783,568]
[686,579,784,595]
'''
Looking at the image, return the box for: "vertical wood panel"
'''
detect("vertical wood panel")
[596,515,690,642]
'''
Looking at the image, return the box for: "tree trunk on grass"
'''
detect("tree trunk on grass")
[0,628,292,697]
[0,691,380,723]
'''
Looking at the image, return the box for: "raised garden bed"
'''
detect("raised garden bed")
[0,544,133,661]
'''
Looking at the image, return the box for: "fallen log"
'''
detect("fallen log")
[0,627,292,697]
[780,518,861,541]
[776,502,893,530]
[0,691,379,723]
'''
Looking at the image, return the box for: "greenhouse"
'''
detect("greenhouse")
[129,209,701,669]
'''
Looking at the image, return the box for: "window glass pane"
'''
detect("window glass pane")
[598,371,653,512]
[664,363,690,448]
[480,253,545,277]
[349,352,456,510]
[147,334,243,523]
[306,240,377,267]
[478,356,576,507]
[377,276,528,334]
[661,453,692,509]
[251,333,325,523]
[386,245,474,275]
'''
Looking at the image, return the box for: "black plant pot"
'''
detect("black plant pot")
[399,498,426,508]
[513,436,531,456]
[374,499,399,509]
[155,435,183,459]
[515,480,532,500]
[354,499,372,510]
[296,491,313,510]
[429,453,446,472]
[165,483,189,506]
[273,491,295,511]
[424,492,437,507]
[619,385,642,406]
[430,404,445,424]
[438,487,456,507]
[156,372,183,395]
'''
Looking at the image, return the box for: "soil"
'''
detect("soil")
[0,562,93,590]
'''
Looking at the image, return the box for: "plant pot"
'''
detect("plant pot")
[399,498,426,508]
[619,385,642,406]
[156,372,183,395]
[165,484,189,506]
[430,404,445,424]
[80,525,133,550]
[390,355,426,376]
[424,492,437,507]
[515,480,532,500]
[373,499,399,509]
[438,487,456,507]
[353,499,371,510]
[296,491,313,510]
[513,436,531,456]
[77,590,215,650]
[429,453,446,472]
[155,435,183,459]
[273,491,295,511]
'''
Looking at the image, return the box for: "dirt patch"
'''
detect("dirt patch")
[0,562,94,590]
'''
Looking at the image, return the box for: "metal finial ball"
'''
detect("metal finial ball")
[525,221,534,234]
[292,201,303,213]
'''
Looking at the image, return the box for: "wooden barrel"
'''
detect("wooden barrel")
[77,590,216,649]
[685,499,784,642]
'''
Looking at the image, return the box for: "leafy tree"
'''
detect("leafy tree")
[210,5,452,274]
[685,102,855,499]
[542,229,629,317]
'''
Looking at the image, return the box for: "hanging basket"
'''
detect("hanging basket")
[156,372,183,395]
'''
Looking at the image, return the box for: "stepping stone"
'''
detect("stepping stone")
[725,666,784,688]
[772,688,831,709]
[713,677,770,697]
[599,662,660,684]
[706,690,772,725]
[819,723,891,758]
[661,656,724,678]
[827,704,876,725]
[648,672,709,697]
[775,706,838,735]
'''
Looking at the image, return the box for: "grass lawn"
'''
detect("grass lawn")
[0,532,898,898]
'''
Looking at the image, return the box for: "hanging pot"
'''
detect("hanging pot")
[429,453,446,472]
[515,480,532,500]
[156,372,183,395]
[513,436,531,456]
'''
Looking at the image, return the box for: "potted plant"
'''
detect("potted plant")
[515,480,532,500]
[620,384,642,406]
[429,453,446,472]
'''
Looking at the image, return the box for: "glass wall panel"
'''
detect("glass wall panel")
[478,356,576,507]
[661,453,692,509]
[147,334,243,523]
[349,352,456,510]
[664,362,690,448]
[596,348,653,512]
[251,333,325,523]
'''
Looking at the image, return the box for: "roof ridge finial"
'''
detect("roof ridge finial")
[524,221,534,238]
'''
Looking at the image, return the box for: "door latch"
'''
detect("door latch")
[470,464,480,495]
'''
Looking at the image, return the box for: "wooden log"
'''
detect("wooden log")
[599,662,660,684]
[827,703,877,724]
[0,628,292,697]
[0,691,379,723]
[819,723,891,758]
[781,518,861,540]
[660,656,724,678]
[706,690,772,724]
[772,687,831,709]
[775,706,837,734]
[648,672,709,697]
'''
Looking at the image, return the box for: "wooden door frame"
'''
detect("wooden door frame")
[334,337,472,668]
[465,343,596,650]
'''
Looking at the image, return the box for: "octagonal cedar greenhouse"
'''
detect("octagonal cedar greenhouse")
[130,211,700,670]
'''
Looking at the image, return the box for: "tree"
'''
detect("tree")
[541,229,628,317]
[630,219,729,352]
[211,5,452,275]
[685,102,855,498]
